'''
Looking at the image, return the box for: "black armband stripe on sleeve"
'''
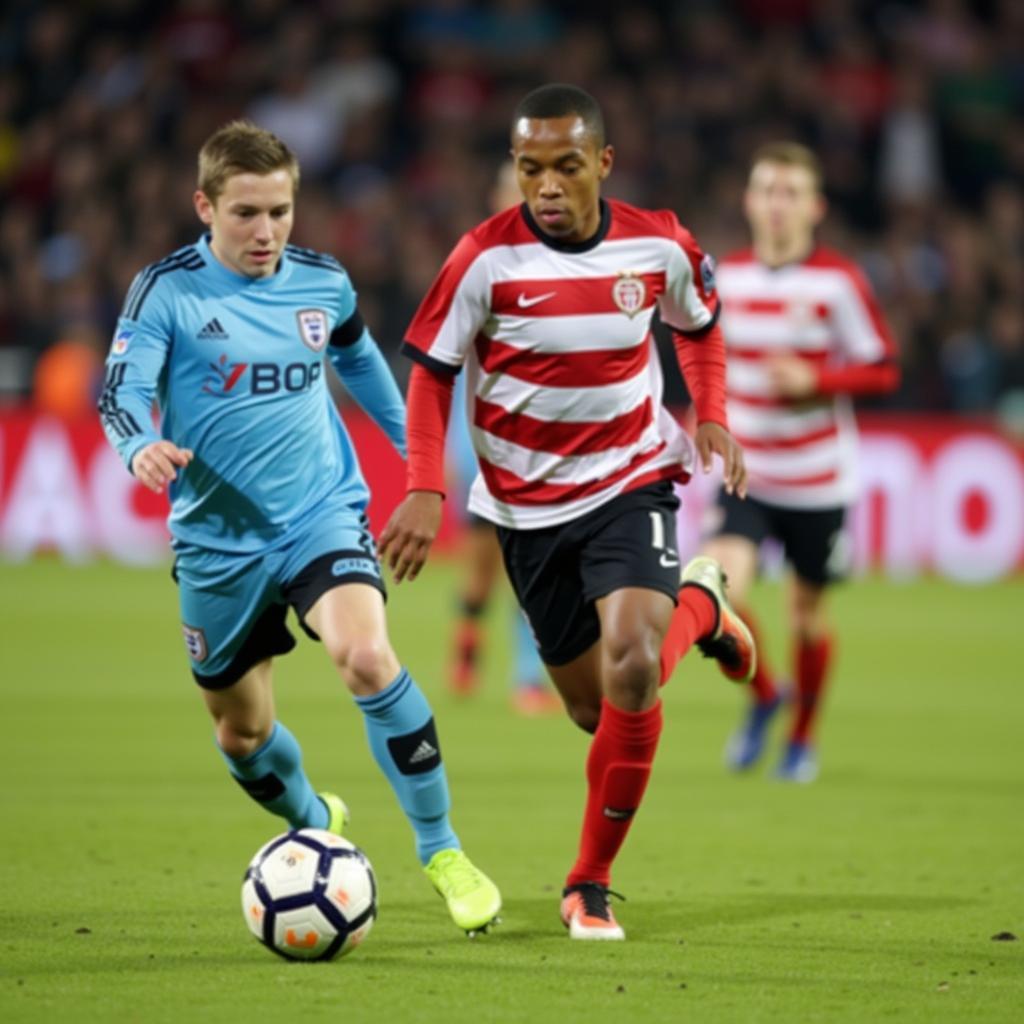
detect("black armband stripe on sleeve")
[329,309,366,349]
[124,250,204,320]
[400,341,460,376]
[675,302,721,339]
[97,362,143,440]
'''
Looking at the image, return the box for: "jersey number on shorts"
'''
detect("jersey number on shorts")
[649,511,679,570]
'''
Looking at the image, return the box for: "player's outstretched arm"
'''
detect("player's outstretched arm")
[670,322,746,496]
[695,423,747,499]
[378,490,442,583]
[764,353,819,398]
[327,330,407,457]
[766,352,901,399]
[379,363,455,581]
[130,440,194,494]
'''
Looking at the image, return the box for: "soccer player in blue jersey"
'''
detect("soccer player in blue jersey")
[97,120,500,936]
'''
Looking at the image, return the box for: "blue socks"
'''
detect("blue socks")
[219,672,458,865]
[220,721,328,830]
[355,668,459,864]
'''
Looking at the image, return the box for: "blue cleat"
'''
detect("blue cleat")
[775,741,819,783]
[725,695,782,771]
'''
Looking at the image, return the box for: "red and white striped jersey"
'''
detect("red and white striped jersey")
[717,246,897,509]
[403,199,719,529]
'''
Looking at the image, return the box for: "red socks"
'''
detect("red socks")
[742,609,778,704]
[791,634,833,744]
[658,587,717,684]
[566,699,663,888]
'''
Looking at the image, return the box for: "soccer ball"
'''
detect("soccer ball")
[242,829,377,961]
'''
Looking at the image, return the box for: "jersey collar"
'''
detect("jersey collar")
[520,199,611,253]
[197,233,293,287]
[756,242,819,272]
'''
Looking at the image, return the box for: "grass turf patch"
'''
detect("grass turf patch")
[1,559,1021,1022]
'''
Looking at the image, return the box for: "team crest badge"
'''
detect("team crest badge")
[700,253,716,294]
[182,624,208,663]
[612,272,646,318]
[296,309,329,352]
[111,329,133,356]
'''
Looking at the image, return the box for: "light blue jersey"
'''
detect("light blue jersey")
[99,234,405,554]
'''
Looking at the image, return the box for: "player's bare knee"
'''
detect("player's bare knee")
[602,632,660,704]
[566,700,600,734]
[325,636,396,693]
[791,589,827,640]
[793,617,826,645]
[216,720,270,759]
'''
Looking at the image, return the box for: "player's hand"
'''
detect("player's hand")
[695,422,747,498]
[765,353,817,398]
[378,490,443,583]
[130,441,194,494]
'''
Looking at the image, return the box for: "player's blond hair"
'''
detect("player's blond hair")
[197,120,300,203]
[750,141,823,191]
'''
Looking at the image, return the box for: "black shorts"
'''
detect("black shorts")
[710,488,851,587]
[465,511,494,531]
[172,515,386,691]
[495,481,681,666]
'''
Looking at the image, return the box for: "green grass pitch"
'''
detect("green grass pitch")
[1,558,1021,1023]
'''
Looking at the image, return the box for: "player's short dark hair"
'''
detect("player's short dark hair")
[750,141,823,191]
[198,120,300,202]
[512,84,605,148]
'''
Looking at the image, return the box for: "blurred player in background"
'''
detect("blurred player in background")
[448,370,561,714]
[448,162,560,716]
[381,85,755,941]
[706,142,900,782]
[97,120,500,935]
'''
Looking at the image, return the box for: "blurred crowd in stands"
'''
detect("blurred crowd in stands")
[1,0,1022,424]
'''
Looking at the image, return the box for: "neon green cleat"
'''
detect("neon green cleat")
[680,556,757,683]
[424,849,502,935]
[317,791,350,837]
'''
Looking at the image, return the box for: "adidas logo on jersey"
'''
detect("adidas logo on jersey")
[409,739,438,765]
[197,318,229,339]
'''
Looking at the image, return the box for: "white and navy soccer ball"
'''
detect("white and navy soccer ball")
[242,829,377,961]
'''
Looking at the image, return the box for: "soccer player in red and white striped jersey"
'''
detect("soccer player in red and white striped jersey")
[380,84,755,941]
[706,142,900,782]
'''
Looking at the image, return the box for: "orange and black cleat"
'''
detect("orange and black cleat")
[560,882,626,941]
[681,556,756,683]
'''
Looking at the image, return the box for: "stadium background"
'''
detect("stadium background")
[0,0,1022,579]
[1,5,1022,1021]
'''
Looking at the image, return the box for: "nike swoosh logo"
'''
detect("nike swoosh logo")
[517,291,557,309]
[659,552,680,569]
[603,806,636,820]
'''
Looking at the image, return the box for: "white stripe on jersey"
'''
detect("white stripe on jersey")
[728,359,786,399]
[466,429,689,530]
[744,428,853,477]
[720,262,887,362]
[727,402,837,441]
[721,312,833,350]
[406,200,717,528]
[471,421,665,486]
[718,249,889,508]
[484,310,656,355]
[487,236,680,281]
[473,358,652,424]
